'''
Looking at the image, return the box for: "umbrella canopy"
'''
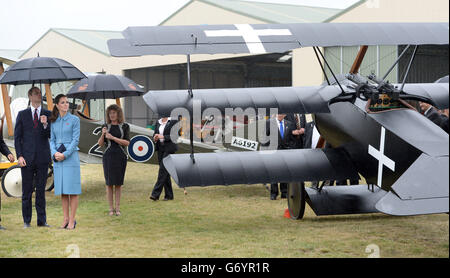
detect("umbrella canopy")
[0,56,86,85]
[67,74,145,100]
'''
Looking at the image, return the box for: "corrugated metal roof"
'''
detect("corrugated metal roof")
[0,49,24,65]
[52,28,123,56]
[197,0,341,23]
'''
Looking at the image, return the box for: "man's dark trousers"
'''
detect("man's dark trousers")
[152,146,174,200]
[21,159,49,225]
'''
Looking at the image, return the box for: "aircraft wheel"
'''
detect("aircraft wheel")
[287,182,306,220]
[1,165,54,198]
[1,165,22,198]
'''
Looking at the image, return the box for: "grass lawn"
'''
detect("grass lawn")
[0,162,448,258]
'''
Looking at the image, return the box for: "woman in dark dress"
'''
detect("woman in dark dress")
[97,104,130,216]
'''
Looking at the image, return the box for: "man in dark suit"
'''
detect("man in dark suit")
[0,130,15,230]
[150,117,179,201]
[285,113,307,149]
[263,114,299,200]
[14,87,51,228]
[420,102,449,134]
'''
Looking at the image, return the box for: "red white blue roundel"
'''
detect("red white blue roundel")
[128,135,154,163]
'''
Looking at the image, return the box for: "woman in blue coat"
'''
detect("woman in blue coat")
[50,94,81,230]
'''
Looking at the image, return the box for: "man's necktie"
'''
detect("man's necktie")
[279,120,284,139]
[295,114,300,130]
[33,109,38,129]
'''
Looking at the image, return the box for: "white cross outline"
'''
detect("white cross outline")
[368,126,395,188]
[204,24,292,54]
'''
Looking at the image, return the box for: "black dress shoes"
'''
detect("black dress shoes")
[149,196,158,201]
[163,197,173,201]
[270,195,277,200]
[281,194,287,199]
[38,223,51,228]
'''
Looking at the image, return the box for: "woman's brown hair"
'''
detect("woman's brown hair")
[105,104,124,124]
[49,94,67,123]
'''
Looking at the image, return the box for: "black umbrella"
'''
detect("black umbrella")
[67,74,145,100]
[0,56,85,136]
[67,74,145,122]
[0,56,86,85]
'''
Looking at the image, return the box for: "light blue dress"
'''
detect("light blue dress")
[50,112,81,195]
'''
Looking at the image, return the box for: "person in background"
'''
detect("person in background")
[0,124,15,230]
[14,87,51,229]
[0,131,15,163]
[150,117,178,201]
[419,102,449,133]
[49,94,81,230]
[285,113,306,150]
[263,114,299,200]
[98,104,130,216]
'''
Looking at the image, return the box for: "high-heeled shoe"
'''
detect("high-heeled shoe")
[60,222,69,229]
[67,221,77,230]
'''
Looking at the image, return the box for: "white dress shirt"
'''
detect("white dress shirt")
[31,105,47,129]
[158,117,171,142]
[276,118,285,135]
[31,105,41,120]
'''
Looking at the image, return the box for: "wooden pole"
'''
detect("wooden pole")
[82,100,90,117]
[44,84,54,110]
[0,63,13,136]
[350,45,368,74]
[115,98,121,107]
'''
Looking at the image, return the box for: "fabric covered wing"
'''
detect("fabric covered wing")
[108,22,449,56]
[163,148,359,187]
[143,85,342,117]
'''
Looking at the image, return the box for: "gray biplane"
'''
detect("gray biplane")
[108,22,449,219]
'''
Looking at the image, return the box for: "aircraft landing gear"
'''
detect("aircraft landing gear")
[287,182,306,220]
[1,164,54,198]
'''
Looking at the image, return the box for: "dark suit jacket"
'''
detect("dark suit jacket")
[154,119,179,154]
[14,107,51,164]
[425,107,449,134]
[0,133,12,157]
[285,113,307,149]
[263,118,296,150]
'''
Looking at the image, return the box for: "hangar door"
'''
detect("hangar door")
[124,53,292,128]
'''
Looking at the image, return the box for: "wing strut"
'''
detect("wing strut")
[378,45,410,88]
[312,47,331,85]
[186,53,195,164]
[313,46,345,94]
[400,45,418,92]
[350,45,368,74]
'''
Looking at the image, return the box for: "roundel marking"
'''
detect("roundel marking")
[128,135,154,163]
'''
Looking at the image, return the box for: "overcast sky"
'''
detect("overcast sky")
[0,0,359,50]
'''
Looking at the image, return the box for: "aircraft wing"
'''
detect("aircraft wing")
[108,22,449,56]
[143,85,342,117]
[376,153,449,215]
[163,148,359,187]
[399,83,449,109]
[367,106,449,157]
